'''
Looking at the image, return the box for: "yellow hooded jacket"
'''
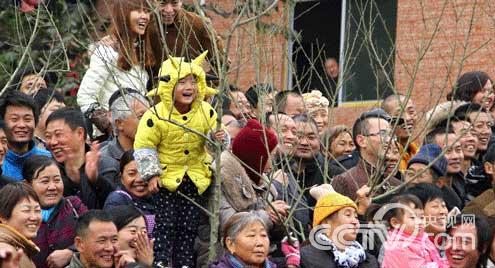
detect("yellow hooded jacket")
[133,51,218,194]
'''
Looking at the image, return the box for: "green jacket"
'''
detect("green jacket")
[65,253,84,268]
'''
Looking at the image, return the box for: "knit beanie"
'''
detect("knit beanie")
[407,143,447,177]
[232,119,278,183]
[313,191,357,228]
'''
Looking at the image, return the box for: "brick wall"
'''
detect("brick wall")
[394,0,495,126]
[192,0,288,92]
[190,0,495,128]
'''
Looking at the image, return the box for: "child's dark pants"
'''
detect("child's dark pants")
[153,178,207,267]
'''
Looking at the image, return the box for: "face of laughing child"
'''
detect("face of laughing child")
[174,74,198,113]
[391,202,424,235]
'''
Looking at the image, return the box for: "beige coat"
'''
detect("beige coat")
[0,223,40,268]
[217,151,277,226]
[463,188,495,226]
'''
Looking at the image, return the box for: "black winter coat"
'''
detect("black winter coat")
[300,243,379,268]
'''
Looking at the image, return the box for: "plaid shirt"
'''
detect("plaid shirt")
[33,196,88,268]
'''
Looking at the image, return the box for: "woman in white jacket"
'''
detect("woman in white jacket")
[77,0,154,136]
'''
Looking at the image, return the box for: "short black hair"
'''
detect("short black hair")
[292,113,318,132]
[404,183,445,206]
[274,90,301,114]
[6,66,55,92]
[424,123,455,145]
[33,88,64,111]
[23,155,59,183]
[45,107,87,138]
[109,205,145,231]
[0,91,40,125]
[454,103,487,122]
[0,120,6,132]
[0,183,39,220]
[352,108,391,149]
[76,210,114,238]
[221,86,242,113]
[245,84,276,109]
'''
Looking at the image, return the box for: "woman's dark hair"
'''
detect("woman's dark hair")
[120,149,135,173]
[109,205,145,231]
[0,183,39,220]
[404,183,445,207]
[449,71,492,102]
[33,87,65,111]
[382,194,423,227]
[22,155,60,183]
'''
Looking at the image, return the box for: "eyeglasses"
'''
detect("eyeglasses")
[363,130,391,139]
[362,130,397,143]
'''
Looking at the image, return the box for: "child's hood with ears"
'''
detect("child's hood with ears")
[149,50,217,115]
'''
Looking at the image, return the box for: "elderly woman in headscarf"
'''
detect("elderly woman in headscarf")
[302,90,330,134]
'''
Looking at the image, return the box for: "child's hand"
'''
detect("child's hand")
[213,129,227,143]
[148,176,161,194]
[281,236,300,268]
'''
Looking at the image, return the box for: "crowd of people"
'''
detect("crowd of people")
[3,0,495,268]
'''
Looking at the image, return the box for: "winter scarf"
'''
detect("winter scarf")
[319,233,366,268]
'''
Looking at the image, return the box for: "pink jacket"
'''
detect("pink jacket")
[382,229,449,268]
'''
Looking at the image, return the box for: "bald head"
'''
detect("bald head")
[382,94,406,115]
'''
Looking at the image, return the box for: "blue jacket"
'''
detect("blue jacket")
[3,141,51,180]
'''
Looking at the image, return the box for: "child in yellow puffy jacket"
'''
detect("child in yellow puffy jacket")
[133,51,227,267]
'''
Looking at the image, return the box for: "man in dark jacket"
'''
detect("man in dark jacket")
[425,123,466,207]
[331,109,401,202]
[289,114,325,209]
[455,103,494,201]
[464,143,495,226]
[327,149,359,177]
[148,0,225,76]
[45,108,118,209]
